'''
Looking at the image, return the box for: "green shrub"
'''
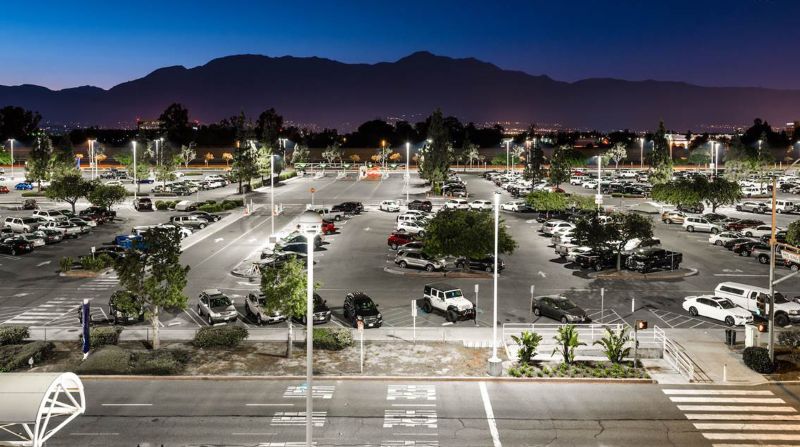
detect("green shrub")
[130,350,188,375]
[0,326,30,346]
[743,347,775,373]
[510,330,542,365]
[0,341,54,372]
[779,330,800,350]
[80,253,113,271]
[193,325,249,348]
[594,327,632,364]
[313,328,354,351]
[198,203,223,213]
[21,191,47,197]
[60,256,73,272]
[75,346,132,374]
[278,170,297,181]
[155,200,168,210]
[89,327,122,347]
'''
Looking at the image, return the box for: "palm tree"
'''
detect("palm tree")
[593,327,632,364]
[510,331,543,365]
[222,152,233,168]
[204,152,214,167]
[466,145,480,169]
[552,325,585,365]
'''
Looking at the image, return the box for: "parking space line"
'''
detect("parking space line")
[479,382,502,447]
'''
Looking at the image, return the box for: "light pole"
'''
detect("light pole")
[488,191,502,376]
[88,139,96,180]
[639,138,644,169]
[711,141,718,177]
[132,141,138,200]
[505,139,511,173]
[405,141,410,204]
[596,155,603,209]
[7,139,14,180]
[270,154,275,236]
[298,210,322,446]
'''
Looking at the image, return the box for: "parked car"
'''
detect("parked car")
[108,291,145,324]
[14,182,33,190]
[40,220,83,237]
[408,200,433,212]
[420,283,476,323]
[725,219,765,232]
[32,228,63,244]
[0,236,34,255]
[455,255,504,273]
[532,295,589,324]
[661,211,686,224]
[134,197,154,211]
[682,216,721,233]
[244,292,287,325]
[395,249,446,272]
[396,220,426,236]
[321,219,336,235]
[540,220,575,236]
[444,199,469,210]
[32,210,67,222]
[625,247,682,273]
[80,206,116,219]
[343,292,382,328]
[501,201,527,212]
[682,295,753,326]
[91,245,129,260]
[677,203,704,214]
[332,201,363,215]
[735,201,769,213]
[379,200,401,212]
[708,231,743,246]
[469,200,493,211]
[387,231,416,250]
[170,215,209,229]
[189,211,222,222]
[292,293,332,325]
[0,186,9,194]
[742,225,783,239]
[714,281,800,326]
[197,289,238,324]
[3,217,41,233]
[575,249,618,272]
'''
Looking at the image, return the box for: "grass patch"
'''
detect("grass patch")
[313,327,354,351]
[507,361,649,379]
[0,341,55,372]
[193,325,249,348]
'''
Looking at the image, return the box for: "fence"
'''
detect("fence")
[654,326,698,382]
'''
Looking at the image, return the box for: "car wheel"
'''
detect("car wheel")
[738,251,745,256]
[335,215,341,221]
[776,314,790,327]
[257,314,263,325]
[423,300,432,313]
[533,307,541,316]
[425,264,434,272]
[725,316,735,327]
[758,255,769,264]
[711,228,719,234]
[745,232,752,237]
[10,249,16,256]
[715,240,723,246]
[399,261,407,269]
[391,243,398,250]
[301,316,307,325]
[419,231,425,237]
[207,315,213,325]
[485,265,492,273]
[687,226,694,232]
[777,209,783,214]
[594,264,603,272]
[791,264,800,272]
[560,316,568,324]
[199,223,206,229]
[446,309,458,322]
[665,219,673,224]
[689,306,698,317]
[735,206,742,211]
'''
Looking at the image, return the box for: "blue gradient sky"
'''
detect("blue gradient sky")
[2,0,798,90]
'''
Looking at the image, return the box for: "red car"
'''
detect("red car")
[725,219,764,232]
[0,186,8,194]
[388,231,416,250]
[322,219,336,235]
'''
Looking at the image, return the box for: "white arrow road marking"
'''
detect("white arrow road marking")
[248,238,256,243]
[13,293,30,297]
[214,238,224,243]
[36,261,51,267]
[364,227,371,231]
[537,271,547,278]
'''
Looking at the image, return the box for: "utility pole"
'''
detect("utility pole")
[768,178,778,363]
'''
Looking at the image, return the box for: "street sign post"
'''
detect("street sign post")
[529,284,535,321]
[474,284,479,327]
[310,187,316,205]
[357,320,364,373]
[411,300,417,344]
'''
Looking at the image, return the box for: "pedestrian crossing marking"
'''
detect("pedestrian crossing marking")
[387,385,436,401]
[670,396,785,404]
[695,423,800,431]
[663,389,773,395]
[381,442,439,446]
[678,405,796,412]
[686,414,800,420]
[704,433,800,441]
[383,409,438,428]
[270,411,326,427]
[283,385,335,399]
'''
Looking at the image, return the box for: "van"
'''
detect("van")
[32,210,67,222]
[714,281,800,326]
[3,217,41,233]
[174,200,197,211]
[775,200,796,214]
[682,216,721,234]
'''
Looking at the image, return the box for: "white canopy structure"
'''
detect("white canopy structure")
[0,373,85,447]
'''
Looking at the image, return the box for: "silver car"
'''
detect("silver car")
[197,289,238,324]
[394,249,446,272]
[245,292,287,325]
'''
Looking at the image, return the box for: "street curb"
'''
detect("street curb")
[383,266,493,279]
[588,268,698,280]
[79,374,654,384]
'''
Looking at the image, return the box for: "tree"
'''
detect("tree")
[418,109,451,194]
[687,147,711,166]
[115,152,149,193]
[572,216,612,252]
[87,182,127,210]
[422,209,516,259]
[552,325,585,365]
[651,179,702,208]
[26,133,53,191]
[606,142,628,169]
[232,140,259,193]
[465,143,480,169]
[704,178,742,212]
[45,173,89,213]
[321,143,342,164]
[348,154,361,163]
[605,212,654,270]
[548,145,572,188]
[291,145,310,165]
[261,257,312,358]
[525,139,545,182]
[179,143,197,168]
[0,106,41,140]
[222,152,234,167]
[510,331,542,365]
[649,122,673,184]
[155,155,179,187]
[526,191,568,214]
[255,108,284,147]
[114,227,190,350]
[787,221,800,246]
[50,135,77,178]
[204,152,215,167]
[158,103,191,145]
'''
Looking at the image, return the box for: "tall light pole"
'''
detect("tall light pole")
[7,139,14,180]
[505,140,511,173]
[298,210,322,446]
[639,138,644,169]
[88,139,96,180]
[270,154,275,236]
[596,155,603,209]
[488,192,502,376]
[132,141,138,200]
[405,142,410,204]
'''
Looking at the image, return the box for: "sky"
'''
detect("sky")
[1,0,799,90]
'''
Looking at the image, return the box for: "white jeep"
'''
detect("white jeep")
[420,283,476,323]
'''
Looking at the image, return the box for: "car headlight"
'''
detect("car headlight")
[377,313,382,320]
[210,311,220,317]
[790,310,799,315]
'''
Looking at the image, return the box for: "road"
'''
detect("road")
[25,378,799,446]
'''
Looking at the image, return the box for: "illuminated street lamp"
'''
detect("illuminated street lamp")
[487,192,502,377]
[297,210,323,446]
[405,141,410,204]
[132,141,138,200]
[88,139,96,180]
[503,138,513,173]
[639,138,644,169]
[7,139,14,180]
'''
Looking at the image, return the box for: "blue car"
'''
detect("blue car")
[137,178,155,184]
[15,182,33,191]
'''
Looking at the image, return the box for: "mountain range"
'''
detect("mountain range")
[1,51,798,131]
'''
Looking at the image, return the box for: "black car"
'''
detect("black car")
[455,255,505,273]
[761,231,788,244]
[732,240,762,256]
[536,211,572,223]
[532,295,589,324]
[90,245,129,260]
[258,252,308,268]
[677,203,704,214]
[292,293,332,324]
[343,292,382,328]
[332,202,363,215]
[625,247,682,273]
[702,213,728,223]
[408,200,433,212]
[189,211,222,222]
[133,197,153,211]
[80,206,116,219]
[723,237,756,250]
[108,291,145,324]
[0,237,34,256]
[575,249,618,271]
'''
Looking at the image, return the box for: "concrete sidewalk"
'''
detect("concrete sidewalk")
[664,328,764,384]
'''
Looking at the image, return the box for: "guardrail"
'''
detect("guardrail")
[654,326,697,382]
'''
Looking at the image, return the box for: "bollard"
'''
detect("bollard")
[631,298,635,313]
[723,363,727,382]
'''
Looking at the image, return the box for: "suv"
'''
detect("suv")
[455,255,504,273]
[292,293,332,325]
[575,249,618,271]
[108,291,145,324]
[408,200,433,212]
[388,231,416,250]
[443,199,469,210]
[244,292,287,325]
[540,220,575,236]
[661,211,685,224]
[40,220,83,237]
[343,292,382,328]
[32,210,67,222]
[197,289,238,324]
[395,249,446,272]
[421,283,476,323]
[133,197,153,211]
[625,247,682,273]
[735,201,769,213]
[170,215,209,229]
[379,200,400,212]
[682,216,721,233]
[0,237,34,255]
[4,217,41,233]
[80,206,116,219]
[332,202,363,215]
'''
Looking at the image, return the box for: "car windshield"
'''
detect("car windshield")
[552,298,577,310]
[444,290,463,299]
[209,296,231,307]
[256,296,267,306]
[354,297,375,311]
[718,300,735,309]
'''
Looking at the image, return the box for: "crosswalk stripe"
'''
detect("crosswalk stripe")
[704,433,800,441]
[677,405,796,412]
[712,444,800,447]
[687,414,800,421]
[663,389,774,396]
[670,397,785,404]
[695,423,800,431]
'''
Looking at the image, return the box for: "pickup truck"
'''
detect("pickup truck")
[625,247,682,273]
[306,205,344,221]
[575,249,619,271]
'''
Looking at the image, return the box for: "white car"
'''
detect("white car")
[742,225,784,239]
[582,180,598,189]
[469,200,493,211]
[444,199,469,210]
[397,220,426,235]
[19,233,46,247]
[400,210,431,220]
[566,246,593,262]
[379,200,401,212]
[32,210,67,222]
[682,295,753,326]
[708,231,744,246]
[540,220,575,236]
[569,176,584,185]
[501,201,526,212]
[105,180,124,187]
[40,221,82,237]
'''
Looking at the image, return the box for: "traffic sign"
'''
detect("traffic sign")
[594,194,603,205]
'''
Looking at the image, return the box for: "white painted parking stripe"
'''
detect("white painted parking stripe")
[663,389,774,396]
[677,405,796,412]
[101,403,152,407]
[694,423,800,431]
[246,403,294,407]
[479,382,501,447]
[686,413,800,421]
[703,433,800,441]
[670,397,785,404]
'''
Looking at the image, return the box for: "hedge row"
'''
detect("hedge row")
[0,341,54,372]
[89,327,122,347]
[743,347,775,373]
[75,345,190,375]
[193,325,249,348]
[197,199,243,213]
[313,328,354,351]
[0,326,29,346]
